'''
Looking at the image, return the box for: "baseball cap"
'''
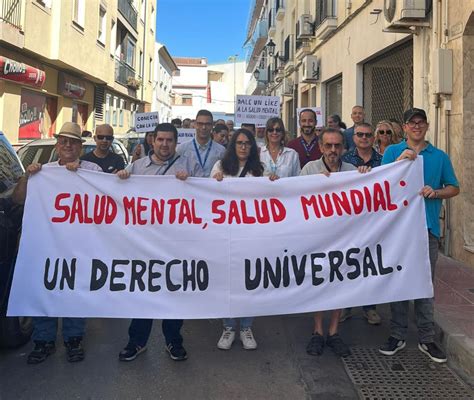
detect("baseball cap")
[403,108,427,123]
[54,122,85,142]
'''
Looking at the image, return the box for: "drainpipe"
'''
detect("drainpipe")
[140,0,147,108]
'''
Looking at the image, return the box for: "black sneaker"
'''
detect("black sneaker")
[379,336,406,356]
[119,343,147,361]
[64,337,85,363]
[418,342,447,363]
[165,343,187,361]
[306,333,325,356]
[326,334,351,357]
[27,341,56,364]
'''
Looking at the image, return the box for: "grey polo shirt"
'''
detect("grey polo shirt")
[300,158,356,176]
[126,153,199,176]
[177,138,225,177]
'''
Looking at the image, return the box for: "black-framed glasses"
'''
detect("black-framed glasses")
[406,120,427,128]
[96,135,114,141]
[236,140,251,148]
[377,130,392,135]
[267,128,283,133]
[355,132,374,138]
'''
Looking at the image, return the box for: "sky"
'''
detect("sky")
[156,0,253,64]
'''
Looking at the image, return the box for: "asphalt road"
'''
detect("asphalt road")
[0,306,470,400]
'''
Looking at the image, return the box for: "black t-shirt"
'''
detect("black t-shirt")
[80,151,125,173]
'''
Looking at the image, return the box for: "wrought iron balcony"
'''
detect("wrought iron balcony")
[1,0,22,29]
[118,0,138,30]
[115,59,137,88]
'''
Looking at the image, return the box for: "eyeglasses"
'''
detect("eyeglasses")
[377,130,392,135]
[236,140,251,148]
[322,143,343,150]
[406,120,427,128]
[355,132,374,138]
[267,128,283,133]
[96,135,114,141]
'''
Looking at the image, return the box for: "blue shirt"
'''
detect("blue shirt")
[177,138,225,177]
[342,148,382,168]
[382,141,459,238]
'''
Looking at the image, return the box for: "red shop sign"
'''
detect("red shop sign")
[0,56,45,88]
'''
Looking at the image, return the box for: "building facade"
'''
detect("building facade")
[245,0,474,265]
[153,43,178,123]
[171,57,249,121]
[0,0,156,144]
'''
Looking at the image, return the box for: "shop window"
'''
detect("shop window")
[182,94,192,106]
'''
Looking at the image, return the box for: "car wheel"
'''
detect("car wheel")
[0,316,33,348]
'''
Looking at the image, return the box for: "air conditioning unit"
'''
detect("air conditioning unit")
[384,0,430,28]
[297,14,313,40]
[301,55,320,83]
[282,78,293,95]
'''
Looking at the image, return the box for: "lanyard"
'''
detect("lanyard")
[300,137,318,159]
[160,155,180,175]
[193,139,212,169]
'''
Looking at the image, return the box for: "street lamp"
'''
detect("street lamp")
[266,39,276,56]
[253,69,260,81]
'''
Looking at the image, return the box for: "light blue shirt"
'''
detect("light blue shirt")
[382,141,459,238]
[177,138,225,177]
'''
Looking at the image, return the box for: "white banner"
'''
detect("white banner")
[177,128,195,145]
[235,95,280,126]
[8,159,433,319]
[135,112,159,133]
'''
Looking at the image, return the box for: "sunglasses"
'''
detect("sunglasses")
[267,128,283,133]
[97,135,114,141]
[355,132,374,138]
[322,143,343,150]
[377,130,392,135]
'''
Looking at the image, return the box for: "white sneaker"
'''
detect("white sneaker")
[217,327,235,350]
[240,327,257,350]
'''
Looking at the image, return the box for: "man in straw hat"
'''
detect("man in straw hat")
[13,122,101,364]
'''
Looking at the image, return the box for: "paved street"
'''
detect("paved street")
[1,306,472,400]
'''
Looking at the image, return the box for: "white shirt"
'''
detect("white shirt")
[210,160,253,178]
[300,158,356,176]
[260,146,301,178]
[47,160,102,172]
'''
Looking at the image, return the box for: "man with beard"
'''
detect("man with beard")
[287,109,322,168]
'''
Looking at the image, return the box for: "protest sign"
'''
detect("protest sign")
[177,128,195,145]
[296,107,324,128]
[235,95,280,126]
[135,112,159,133]
[8,159,432,319]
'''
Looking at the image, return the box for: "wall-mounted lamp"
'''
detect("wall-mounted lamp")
[266,39,276,56]
[253,69,260,80]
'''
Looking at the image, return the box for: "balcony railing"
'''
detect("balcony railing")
[0,0,22,29]
[118,0,138,30]
[115,59,136,87]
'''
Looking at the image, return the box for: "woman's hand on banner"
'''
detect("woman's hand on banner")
[117,170,130,179]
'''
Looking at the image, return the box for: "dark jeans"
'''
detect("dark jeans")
[32,317,86,342]
[128,319,183,347]
[390,233,439,343]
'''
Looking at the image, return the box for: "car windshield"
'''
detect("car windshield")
[0,136,24,196]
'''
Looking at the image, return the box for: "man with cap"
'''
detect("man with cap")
[117,122,198,362]
[12,122,101,365]
[80,124,125,173]
[287,109,323,169]
[379,108,459,363]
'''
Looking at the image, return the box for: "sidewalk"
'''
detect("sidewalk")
[434,254,474,380]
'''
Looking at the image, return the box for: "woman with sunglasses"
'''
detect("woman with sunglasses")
[210,128,264,351]
[260,117,301,179]
[374,120,401,155]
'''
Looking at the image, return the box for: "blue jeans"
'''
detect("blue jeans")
[223,318,254,330]
[127,319,183,347]
[390,233,439,343]
[32,317,86,342]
